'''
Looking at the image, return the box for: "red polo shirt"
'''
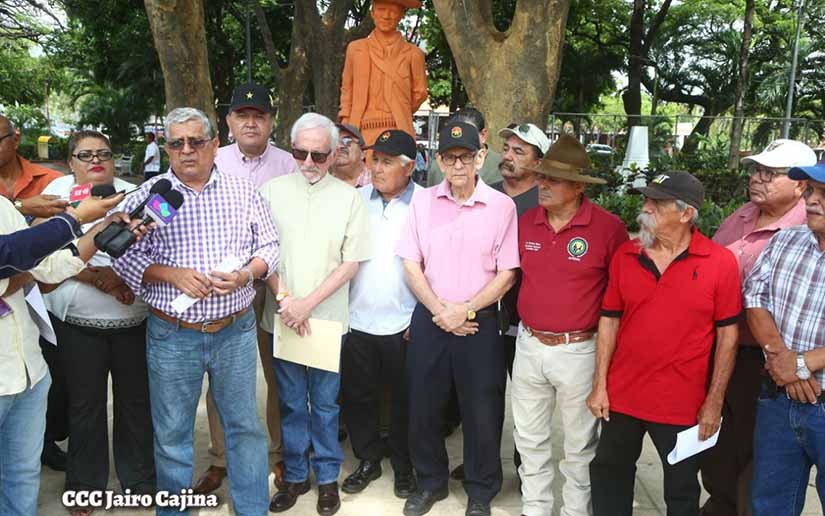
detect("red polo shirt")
[517,197,628,333]
[2,157,63,200]
[601,230,742,425]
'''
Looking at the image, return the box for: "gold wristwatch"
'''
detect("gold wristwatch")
[13,199,23,212]
[276,291,290,302]
[466,303,476,321]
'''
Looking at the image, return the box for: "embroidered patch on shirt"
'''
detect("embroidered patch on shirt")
[524,241,542,252]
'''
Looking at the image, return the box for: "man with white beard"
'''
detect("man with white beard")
[587,171,742,516]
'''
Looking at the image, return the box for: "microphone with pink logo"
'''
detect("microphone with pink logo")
[98,190,184,258]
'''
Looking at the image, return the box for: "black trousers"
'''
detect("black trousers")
[407,304,506,503]
[342,328,411,472]
[39,333,68,443]
[590,411,700,516]
[53,317,156,493]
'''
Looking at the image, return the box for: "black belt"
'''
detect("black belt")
[474,306,497,319]
[765,378,825,404]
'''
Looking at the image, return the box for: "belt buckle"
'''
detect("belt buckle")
[201,320,221,333]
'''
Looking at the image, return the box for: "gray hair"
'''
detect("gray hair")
[398,154,414,167]
[675,200,700,225]
[164,107,215,140]
[290,113,338,150]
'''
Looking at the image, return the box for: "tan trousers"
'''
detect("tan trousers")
[206,283,282,470]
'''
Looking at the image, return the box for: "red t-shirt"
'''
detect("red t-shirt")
[601,230,742,425]
[517,198,628,332]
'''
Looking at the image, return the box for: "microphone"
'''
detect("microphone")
[90,184,117,198]
[99,190,185,258]
[94,179,172,252]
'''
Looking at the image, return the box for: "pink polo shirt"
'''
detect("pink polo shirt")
[396,178,520,303]
[215,142,296,188]
[712,199,807,278]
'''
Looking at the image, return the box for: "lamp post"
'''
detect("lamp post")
[783,0,805,138]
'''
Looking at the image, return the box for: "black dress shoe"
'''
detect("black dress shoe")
[269,479,310,512]
[450,463,465,480]
[41,441,66,471]
[465,499,491,516]
[317,482,341,515]
[402,486,449,516]
[393,469,417,499]
[342,460,382,494]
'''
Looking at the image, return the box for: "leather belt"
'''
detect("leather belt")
[474,307,497,319]
[524,325,595,346]
[150,307,249,334]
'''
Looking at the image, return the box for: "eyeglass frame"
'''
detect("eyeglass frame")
[291,147,332,164]
[165,137,213,151]
[439,150,477,166]
[71,150,114,162]
[748,163,790,183]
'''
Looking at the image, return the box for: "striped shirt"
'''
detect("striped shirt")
[112,168,280,323]
[744,225,825,387]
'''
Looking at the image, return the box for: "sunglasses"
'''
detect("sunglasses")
[291,148,331,164]
[506,123,532,132]
[166,138,212,151]
[72,150,114,162]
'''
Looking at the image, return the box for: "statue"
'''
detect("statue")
[339,0,428,147]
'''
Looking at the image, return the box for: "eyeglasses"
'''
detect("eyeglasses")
[72,150,114,162]
[338,136,359,148]
[440,152,476,166]
[749,164,788,183]
[506,123,531,133]
[291,148,331,164]
[166,138,212,151]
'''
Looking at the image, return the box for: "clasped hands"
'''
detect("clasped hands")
[432,299,478,337]
[278,295,312,337]
[764,344,821,404]
[170,268,248,299]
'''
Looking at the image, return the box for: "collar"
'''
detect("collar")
[235,142,271,164]
[368,29,404,48]
[370,178,415,205]
[624,227,713,257]
[10,156,47,198]
[738,198,807,233]
[436,176,489,206]
[533,196,593,230]
[170,165,220,193]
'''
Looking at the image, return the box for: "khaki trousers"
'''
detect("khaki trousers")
[205,283,282,469]
[512,324,598,516]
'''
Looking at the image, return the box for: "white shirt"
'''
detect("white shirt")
[144,141,160,172]
[41,176,148,326]
[0,197,85,396]
[349,181,420,335]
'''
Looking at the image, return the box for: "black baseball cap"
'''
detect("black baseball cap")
[229,83,272,113]
[634,171,705,210]
[335,123,365,147]
[367,129,416,160]
[437,121,480,153]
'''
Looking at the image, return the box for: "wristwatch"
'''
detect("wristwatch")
[241,267,254,287]
[796,353,811,380]
[466,303,476,321]
[276,291,290,302]
[12,199,23,212]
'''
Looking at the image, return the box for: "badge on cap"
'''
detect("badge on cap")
[380,131,391,142]
[245,91,254,99]
[451,126,463,138]
[651,174,670,184]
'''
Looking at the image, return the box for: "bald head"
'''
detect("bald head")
[0,116,13,135]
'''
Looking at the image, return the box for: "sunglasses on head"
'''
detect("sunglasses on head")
[291,148,331,164]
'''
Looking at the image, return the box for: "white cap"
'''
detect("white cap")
[498,123,550,154]
[741,139,817,168]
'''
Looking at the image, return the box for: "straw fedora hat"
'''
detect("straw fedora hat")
[526,134,606,184]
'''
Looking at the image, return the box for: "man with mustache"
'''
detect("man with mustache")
[700,139,815,516]
[260,112,371,515]
[330,123,371,188]
[588,171,741,516]
[513,134,627,516]
[194,83,297,496]
[744,162,825,515]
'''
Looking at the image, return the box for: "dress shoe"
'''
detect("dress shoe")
[273,461,286,490]
[192,465,226,495]
[342,460,382,494]
[269,479,310,512]
[393,469,417,499]
[402,486,449,516]
[41,441,66,471]
[317,481,341,515]
[450,463,465,480]
[465,499,491,516]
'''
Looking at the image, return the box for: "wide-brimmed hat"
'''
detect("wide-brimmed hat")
[526,134,606,184]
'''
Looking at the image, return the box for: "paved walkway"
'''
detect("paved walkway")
[37,362,824,515]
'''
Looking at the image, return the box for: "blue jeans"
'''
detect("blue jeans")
[146,310,268,516]
[752,384,825,516]
[0,373,50,516]
[274,342,343,485]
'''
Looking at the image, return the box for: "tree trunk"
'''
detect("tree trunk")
[144,0,216,124]
[682,112,716,154]
[433,0,572,149]
[727,0,755,170]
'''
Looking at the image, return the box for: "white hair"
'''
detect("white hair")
[164,107,215,140]
[290,113,338,150]
[398,154,414,167]
[675,200,700,225]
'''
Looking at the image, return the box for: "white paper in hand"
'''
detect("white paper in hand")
[25,284,58,345]
[666,419,722,465]
[171,256,243,314]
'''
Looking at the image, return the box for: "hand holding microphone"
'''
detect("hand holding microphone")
[65,185,125,225]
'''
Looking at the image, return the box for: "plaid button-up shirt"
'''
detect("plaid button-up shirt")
[113,168,279,323]
[744,224,825,388]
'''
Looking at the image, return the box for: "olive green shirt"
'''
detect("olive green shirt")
[259,172,371,335]
[426,147,502,187]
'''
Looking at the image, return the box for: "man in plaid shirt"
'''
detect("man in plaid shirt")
[744,161,825,516]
